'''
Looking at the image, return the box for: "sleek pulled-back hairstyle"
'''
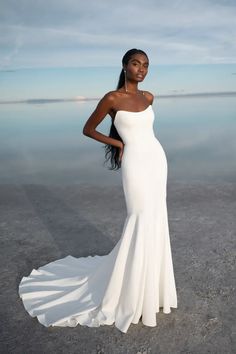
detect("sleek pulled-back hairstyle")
[103,48,149,170]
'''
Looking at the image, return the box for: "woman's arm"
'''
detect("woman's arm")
[83,92,123,149]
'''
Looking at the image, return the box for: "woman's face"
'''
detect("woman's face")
[124,53,149,83]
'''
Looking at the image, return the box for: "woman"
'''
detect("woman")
[18,48,178,334]
[83,48,153,169]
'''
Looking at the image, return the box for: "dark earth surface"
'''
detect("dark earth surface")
[0,182,235,354]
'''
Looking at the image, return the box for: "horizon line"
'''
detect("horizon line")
[1,91,236,105]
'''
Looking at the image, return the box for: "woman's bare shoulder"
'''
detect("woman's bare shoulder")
[102,90,123,102]
[99,90,124,111]
[94,90,122,114]
[142,90,155,104]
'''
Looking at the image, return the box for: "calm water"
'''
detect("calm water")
[0,96,235,185]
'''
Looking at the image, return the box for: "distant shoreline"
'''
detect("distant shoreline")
[0,91,236,105]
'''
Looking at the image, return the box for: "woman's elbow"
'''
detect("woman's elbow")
[83,127,89,136]
[82,123,90,135]
[83,126,94,137]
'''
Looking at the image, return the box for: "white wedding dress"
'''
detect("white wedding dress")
[18,104,177,333]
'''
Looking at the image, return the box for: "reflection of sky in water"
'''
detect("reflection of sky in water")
[0,96,235,185]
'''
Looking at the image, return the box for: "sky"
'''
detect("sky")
[1,0,236,69]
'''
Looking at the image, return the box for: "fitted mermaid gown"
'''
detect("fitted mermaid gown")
[18,104,177,333]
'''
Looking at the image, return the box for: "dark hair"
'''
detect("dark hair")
[103,48,148,170]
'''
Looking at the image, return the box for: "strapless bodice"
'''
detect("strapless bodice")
[114,105,156,145]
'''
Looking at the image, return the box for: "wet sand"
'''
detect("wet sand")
[0,182,235,354]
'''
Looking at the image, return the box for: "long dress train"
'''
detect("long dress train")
[18,104,177,333]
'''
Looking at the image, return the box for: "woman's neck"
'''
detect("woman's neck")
[125,82,139,94]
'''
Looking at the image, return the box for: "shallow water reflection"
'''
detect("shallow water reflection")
[0,96,235,185]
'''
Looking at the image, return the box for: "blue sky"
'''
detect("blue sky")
[1,65,236,101]
[1,0,236,69]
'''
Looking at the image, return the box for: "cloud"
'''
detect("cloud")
[0,0,236,68]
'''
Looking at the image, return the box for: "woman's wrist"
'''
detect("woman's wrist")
[117,141,124,149]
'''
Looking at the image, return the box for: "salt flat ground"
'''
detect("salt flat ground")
[0,182,235,354]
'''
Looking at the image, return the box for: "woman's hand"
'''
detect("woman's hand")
[118,141,124,162]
